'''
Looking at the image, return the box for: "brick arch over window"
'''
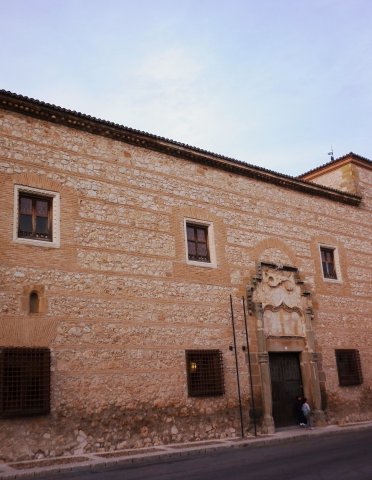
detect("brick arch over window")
[12,173,67,194]
[252,238,297,268]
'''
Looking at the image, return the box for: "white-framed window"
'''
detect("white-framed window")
[319,245,341,282]
[184,219,217,268]
[13,185,60,248]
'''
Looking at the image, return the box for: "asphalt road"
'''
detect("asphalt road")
[46,428,372,480]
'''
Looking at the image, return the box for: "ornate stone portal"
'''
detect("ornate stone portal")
[248,262,325,432]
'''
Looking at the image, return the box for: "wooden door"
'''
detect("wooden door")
[269,352,303,427]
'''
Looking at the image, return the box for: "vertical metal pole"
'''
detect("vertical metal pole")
[242,296,257,436]
[230,294,244,439]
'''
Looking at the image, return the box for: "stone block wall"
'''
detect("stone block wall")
[0,109,371,461]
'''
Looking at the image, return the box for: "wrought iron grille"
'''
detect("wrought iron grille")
[0,347,51,418]
[335,349,363,386]
[186,350,224,397]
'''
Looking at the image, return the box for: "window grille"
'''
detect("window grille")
[335,349,363,386]
[0,348,51,418]
[185,350,224,397]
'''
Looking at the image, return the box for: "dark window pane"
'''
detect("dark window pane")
[29,292,39,313]
[188,241,196,256]
[36,217,48,235]
[19,215,33,234]
[36,200,49,217]
[198,244,207,256]
[20,197,32,214]
[187,226,195,241]
[327,264,336,278]
[197,228,206,241]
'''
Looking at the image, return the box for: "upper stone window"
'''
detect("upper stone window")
[185,219,216,267]
[14,186,60,248]
[320,246,340,281]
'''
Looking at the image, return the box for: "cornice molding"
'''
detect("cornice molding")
[0,90,362,206]
[299,153,372,180]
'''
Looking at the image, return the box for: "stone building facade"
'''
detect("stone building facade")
[0,90,371,462]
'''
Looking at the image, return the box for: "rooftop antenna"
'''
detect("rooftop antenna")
[328,146,334,161]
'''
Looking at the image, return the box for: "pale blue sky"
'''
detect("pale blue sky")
[1,0,371,175]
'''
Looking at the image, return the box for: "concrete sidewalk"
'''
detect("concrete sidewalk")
[1,421,371,479]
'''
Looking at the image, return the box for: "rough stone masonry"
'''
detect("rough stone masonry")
[0,90,371,462]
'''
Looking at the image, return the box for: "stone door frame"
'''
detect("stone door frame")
[247,262,325,433]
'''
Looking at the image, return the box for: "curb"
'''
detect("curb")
[1,422,371,479]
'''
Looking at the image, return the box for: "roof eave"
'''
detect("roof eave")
[0,90,362,207]
[299,152,372,180]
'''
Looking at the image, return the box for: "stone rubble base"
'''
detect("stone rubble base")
[1,422,372,480]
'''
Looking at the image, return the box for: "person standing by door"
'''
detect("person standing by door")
[301,398,312,429]
[295,396,306,427]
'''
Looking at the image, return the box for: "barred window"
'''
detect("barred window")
[335,349,363,386]
[186,350,224,397]
[0,348,51,418]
